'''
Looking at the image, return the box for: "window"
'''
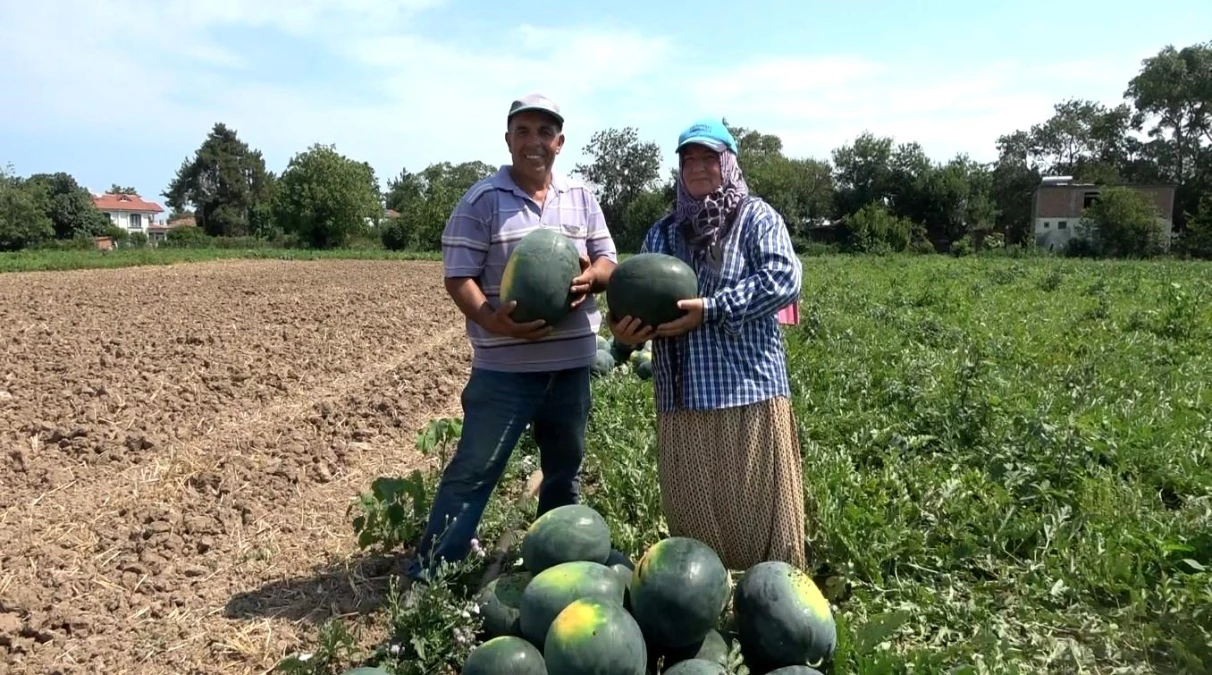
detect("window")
[129,213,142,229]
[1083,192,1099,208]
[1058,220,1067,229]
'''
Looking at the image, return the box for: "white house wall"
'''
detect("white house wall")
[102,210,153,233]
[1034,217,1175,251]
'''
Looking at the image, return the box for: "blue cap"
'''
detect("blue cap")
[676,117,738,155]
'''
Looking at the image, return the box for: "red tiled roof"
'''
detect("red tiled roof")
[93,193,164,213]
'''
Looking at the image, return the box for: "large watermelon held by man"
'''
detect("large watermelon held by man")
[499,227,583,326]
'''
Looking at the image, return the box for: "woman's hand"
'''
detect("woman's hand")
[608,313,655,346]
[654,298,705,338]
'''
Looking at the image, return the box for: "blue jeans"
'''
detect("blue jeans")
[405,365,592,582]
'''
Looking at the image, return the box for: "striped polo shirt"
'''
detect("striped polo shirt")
[441,165,618,373]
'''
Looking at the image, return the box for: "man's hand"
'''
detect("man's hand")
[569,254,595,309]
[653,298,705,338]
[481,300,552,341]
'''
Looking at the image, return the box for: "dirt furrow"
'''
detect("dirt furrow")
[1,259,475,675]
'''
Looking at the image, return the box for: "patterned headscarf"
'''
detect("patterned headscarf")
[675,148,750,260]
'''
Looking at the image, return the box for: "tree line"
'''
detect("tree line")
[2,40,1209,258]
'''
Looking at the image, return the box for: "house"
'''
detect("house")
[147,215,196,244]
[1031,177,1177,251]
[364,208,401,229]
[92,192,165,235]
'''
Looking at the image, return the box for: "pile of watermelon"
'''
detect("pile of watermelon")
[461,503,837,675]
[593,334,653,381]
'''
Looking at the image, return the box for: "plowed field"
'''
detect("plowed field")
[1,259,470,674]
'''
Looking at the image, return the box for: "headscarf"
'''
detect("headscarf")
[674,148,750,262]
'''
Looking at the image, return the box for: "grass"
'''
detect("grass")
[573,254,1211,674]
[85,250,1205,674]
[0,246,440,272]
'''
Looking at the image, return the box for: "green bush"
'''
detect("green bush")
[838,203,915,253]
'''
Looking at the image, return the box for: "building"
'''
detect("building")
[92,192,165,235]
[147,215,196,244]
[1031,177,1177,251]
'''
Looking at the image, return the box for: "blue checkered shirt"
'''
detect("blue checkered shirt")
[640,197,802,414]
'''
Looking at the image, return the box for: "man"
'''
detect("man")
[405,93,618,590]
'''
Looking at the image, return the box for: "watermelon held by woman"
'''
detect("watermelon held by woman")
[499,227,583,326]
[628,537,731,650]
[521,503,612,575]
[461,635,547,675]
[543,596,648,675]
[606,252,699,328]
[731,561,837,670]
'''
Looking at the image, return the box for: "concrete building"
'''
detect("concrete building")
[1031,176,1177,251]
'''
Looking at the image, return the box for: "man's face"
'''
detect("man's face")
[505,110,565,179]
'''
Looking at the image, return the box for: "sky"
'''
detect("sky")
[1,0,1208,222]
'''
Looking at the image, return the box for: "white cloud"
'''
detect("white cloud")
[0,0,1174,202]
[690,49,1158,165]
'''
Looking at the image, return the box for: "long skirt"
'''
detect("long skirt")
[655,396,807,571]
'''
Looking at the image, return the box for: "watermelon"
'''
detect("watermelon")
[591,348,615,377]
[475,570,532,638]
[499,228,582,326]
[518,560,626,646]
[462,635,547,674]
[605,549,635,611]
[732,561,837,670]
[338,668,391,675]
[634,350,653,380]
[662,659,726,674]
[629,537,731,650]
[606,253,699,328]
[596,334,610,351]
[661,629,730,668]
[609,336,639,363]
[521,503,612,574]
[544,597,647,675]
[766,667,825,675]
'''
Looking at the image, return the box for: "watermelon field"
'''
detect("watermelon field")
[2,254,1210,674]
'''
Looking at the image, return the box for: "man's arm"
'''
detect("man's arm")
[441,189,493,327]
[583,192,618,292]
[444,276,495,328]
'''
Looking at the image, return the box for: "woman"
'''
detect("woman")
[608,118,807,571]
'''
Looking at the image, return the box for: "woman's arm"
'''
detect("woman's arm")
[701,202,802,335]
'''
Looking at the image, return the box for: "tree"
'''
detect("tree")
[831,132,896,217]
[23,171,111,239]
[0,166,55,251]
[163,123,276,237]
[1125,42,1212,181]
[1125,41,1212,230]
[108,184,138,196]
[273,143,382,248]
[383,161,495,250]
[989,134,1042,244]
[573,126,662,248]
[723,120,836,237]
[1076,186,1167,258]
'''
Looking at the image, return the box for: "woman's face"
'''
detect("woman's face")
[679,144,722,198]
